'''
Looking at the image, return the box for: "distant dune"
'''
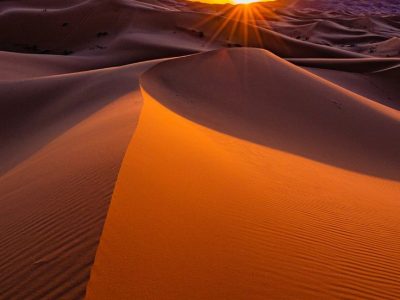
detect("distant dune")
[289,0,400,15]
[0,0,399,299]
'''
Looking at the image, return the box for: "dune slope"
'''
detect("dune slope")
[0,61,161,299]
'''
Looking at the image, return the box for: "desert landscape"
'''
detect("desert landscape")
[0,0,399,299]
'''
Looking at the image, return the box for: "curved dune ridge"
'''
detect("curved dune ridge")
[140,48,400,180]
[0,0,400,299]
[86,48,400,299]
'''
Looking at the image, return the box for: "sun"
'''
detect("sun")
[232,0,261,4]
[232,0,274,4]
[193,0,283,50]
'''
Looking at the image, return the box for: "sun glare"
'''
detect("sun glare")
[233,0,258,4]
[194,0,282,50]
[190,0,275,5]
[232,0,272,4]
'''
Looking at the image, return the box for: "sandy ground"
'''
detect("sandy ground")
[0,0,399,299]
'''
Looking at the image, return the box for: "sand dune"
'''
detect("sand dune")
[0,0,399,299]
[86,49,400,300]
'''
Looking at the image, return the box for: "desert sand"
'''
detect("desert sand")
[0,0,399,299]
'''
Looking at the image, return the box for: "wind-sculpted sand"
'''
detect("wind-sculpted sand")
[0,0,399,299]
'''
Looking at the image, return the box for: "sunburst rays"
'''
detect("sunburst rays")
[193,2,281,49]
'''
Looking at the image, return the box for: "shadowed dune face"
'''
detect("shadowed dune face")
[303,65,400,110]
[0,62,159,176]
[141,48,400,180]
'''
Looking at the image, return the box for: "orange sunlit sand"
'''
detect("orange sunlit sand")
[0,0,400,299]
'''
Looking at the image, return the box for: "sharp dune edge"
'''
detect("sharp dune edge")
[0,0,399,299]
[0,61,155,299]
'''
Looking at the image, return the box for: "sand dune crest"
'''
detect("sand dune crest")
[141,48,400,179]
